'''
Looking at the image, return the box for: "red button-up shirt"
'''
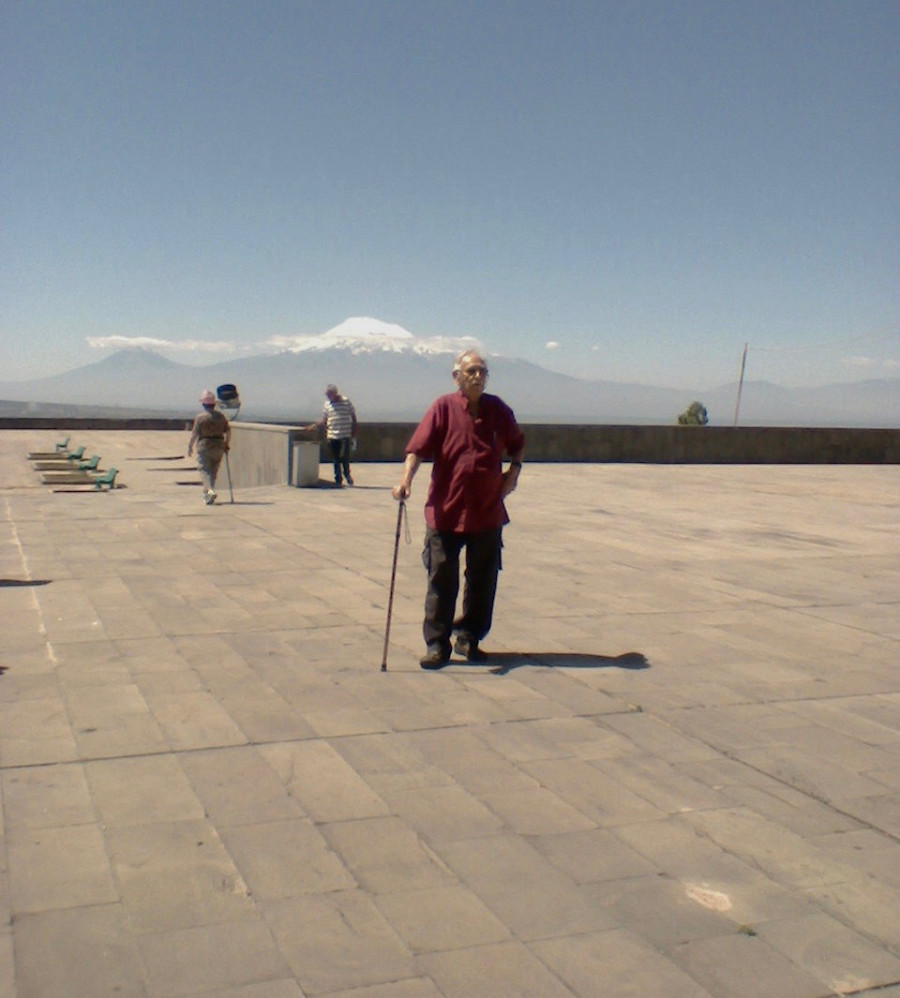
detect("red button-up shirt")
[406,390,525,533]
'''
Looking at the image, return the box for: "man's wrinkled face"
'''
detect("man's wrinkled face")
[454,354,489,402]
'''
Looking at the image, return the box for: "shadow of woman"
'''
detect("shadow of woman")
[486,651,649,676]
[0,579,52,587]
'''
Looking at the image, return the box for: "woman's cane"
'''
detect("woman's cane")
[224,450,234,504]
[215,384,240,505]
[380,500,405,672]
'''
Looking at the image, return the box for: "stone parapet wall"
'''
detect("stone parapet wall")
[511,424,900,464]
[2,418,897,464]
[353,423,899,465]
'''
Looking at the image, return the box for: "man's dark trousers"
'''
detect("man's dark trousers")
[422,526,502,652]
[329,438,351,483]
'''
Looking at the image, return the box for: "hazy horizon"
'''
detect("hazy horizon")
[1,333,897,428]
[2,333,898,393]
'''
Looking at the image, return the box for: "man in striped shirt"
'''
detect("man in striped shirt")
[308,384,358,486]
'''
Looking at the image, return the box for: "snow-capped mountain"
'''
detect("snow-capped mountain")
[269,316,477,359]
[1,318,898,426]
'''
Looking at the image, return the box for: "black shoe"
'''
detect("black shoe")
[453,636,489,662]
[420,646,450,670]
[346,473,354,486]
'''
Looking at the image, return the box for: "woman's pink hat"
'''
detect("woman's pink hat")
[199,389,216,405]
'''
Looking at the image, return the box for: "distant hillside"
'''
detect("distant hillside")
[0,345,897,427]
[0,397,186,420]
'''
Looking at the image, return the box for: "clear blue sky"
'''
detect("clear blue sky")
[3,0,898,388]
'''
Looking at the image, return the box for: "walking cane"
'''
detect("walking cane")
[216,383,240,505]
[380,500,405,672]
[224,451,234,504]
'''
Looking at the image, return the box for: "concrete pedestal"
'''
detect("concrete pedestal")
[292,442,320,487]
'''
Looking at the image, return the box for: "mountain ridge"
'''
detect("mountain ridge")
[0,340,897,427]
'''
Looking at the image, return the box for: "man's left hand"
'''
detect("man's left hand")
[501,469,519,498]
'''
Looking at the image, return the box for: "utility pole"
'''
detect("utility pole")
[733,343,748,426]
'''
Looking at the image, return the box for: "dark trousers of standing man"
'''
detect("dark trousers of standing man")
[328,438,352,484]
[422,526,503,654]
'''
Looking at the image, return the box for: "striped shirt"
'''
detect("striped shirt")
[322,396,357,440]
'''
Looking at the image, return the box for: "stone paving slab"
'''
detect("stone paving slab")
[1,428,899,996]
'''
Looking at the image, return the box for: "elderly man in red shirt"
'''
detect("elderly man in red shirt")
[393,350,525,669]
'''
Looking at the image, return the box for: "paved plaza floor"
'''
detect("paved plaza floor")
[1,428,899,998]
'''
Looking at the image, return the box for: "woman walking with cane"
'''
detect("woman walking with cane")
[187,389,231,505]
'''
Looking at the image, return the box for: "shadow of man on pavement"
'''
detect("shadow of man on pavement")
[485,651,650,676]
